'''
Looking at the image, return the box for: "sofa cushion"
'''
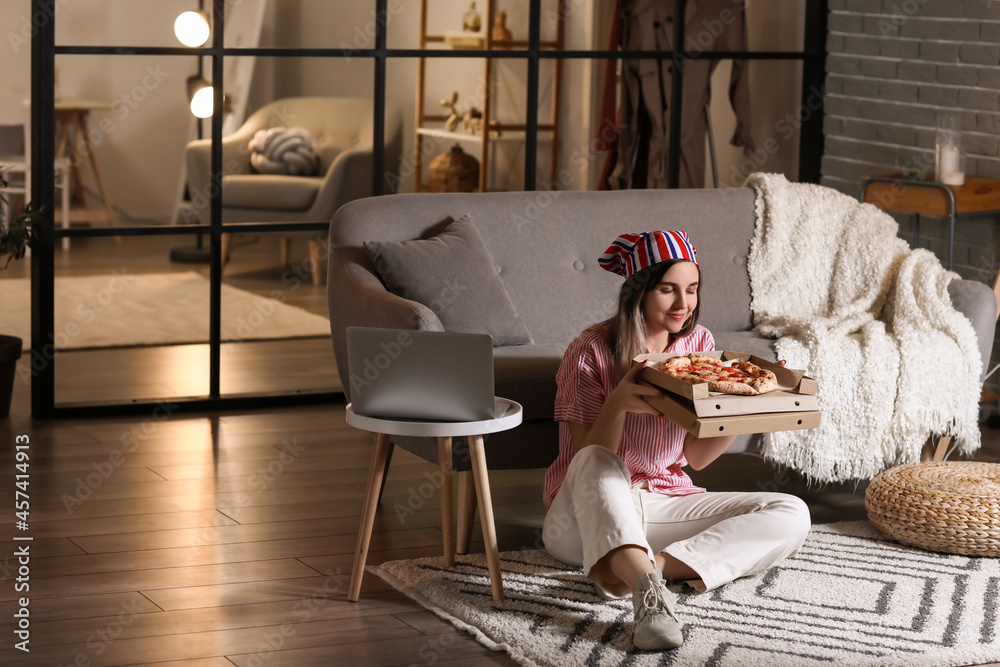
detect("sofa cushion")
[365,215,533,346]
[220,174,321,210]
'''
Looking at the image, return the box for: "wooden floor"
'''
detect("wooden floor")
[1,236,998,665]
[1,392,998,666]
[3,234,342,406]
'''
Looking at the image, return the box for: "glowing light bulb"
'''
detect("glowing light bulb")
[190,85,214,118]
[174,11,210,47]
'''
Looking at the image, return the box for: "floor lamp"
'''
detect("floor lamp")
[170,4,213,263]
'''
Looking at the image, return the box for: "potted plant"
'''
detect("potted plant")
[0,179,39,417]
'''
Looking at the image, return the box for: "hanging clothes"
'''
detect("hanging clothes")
[599,0,755,190]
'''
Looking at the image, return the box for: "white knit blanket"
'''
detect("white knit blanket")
[745,173,981,482]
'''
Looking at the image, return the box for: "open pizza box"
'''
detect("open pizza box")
[632,351,821,438]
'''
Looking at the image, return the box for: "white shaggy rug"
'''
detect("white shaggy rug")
[371,521,1000,667]
[0,271,331,349]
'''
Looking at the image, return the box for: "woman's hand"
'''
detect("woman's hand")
[568,362,663,454]
[605,361,665,417]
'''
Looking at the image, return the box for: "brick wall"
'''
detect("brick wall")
[822,0,1000,395]
[823,0,1000,233]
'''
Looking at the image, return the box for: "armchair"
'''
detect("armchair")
[185,97,401,284]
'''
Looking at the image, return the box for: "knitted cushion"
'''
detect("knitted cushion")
[249,127,319,176]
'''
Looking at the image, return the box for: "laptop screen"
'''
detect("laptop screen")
[346,327,495,422]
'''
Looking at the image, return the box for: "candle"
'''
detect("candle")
[937,143,965,186]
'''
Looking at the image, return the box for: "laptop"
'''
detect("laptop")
[346,326,496,422]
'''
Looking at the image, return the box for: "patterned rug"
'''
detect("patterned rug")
[371,521,1000,667]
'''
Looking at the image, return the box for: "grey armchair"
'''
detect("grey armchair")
[185,96,401,284]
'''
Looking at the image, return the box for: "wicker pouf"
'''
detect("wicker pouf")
[865,462,1000,558]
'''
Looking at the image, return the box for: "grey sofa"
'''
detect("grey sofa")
[327,187,997,471]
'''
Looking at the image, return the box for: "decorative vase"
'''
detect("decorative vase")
[0,335,22,417]
[491,10,512,46]
[429,144,480,193]
[463,1,481,32]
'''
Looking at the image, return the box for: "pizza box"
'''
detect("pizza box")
[641,388,822,439]
[634,351,819,418]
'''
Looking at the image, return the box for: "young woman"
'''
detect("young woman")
[542,231,811,651]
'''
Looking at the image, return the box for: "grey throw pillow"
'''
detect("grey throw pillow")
[364,215,533,346]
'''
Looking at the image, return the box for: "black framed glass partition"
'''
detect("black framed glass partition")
[29,0,827,418]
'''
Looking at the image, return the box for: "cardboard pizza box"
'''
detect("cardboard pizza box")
[634,351,818,418]
[641,388,822,438]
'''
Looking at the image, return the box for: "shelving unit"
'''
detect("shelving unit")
[414,0,564,192]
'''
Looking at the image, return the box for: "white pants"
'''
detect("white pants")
[543,445,811,593]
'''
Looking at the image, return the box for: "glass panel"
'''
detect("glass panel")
[219,231,337,398]
[384,58,411,194]
[207,57,374,225]
[53,54,197,228]
[386,1,564,48]
[530,57,570,191]
[712,58,804,188]
[260,0,377,50]
[569,56,803,192]
[548,57,607,191]
[401,0,809,54]
[53,0,200,49]
[403,53,525,193]
[747,0,807,53]
[47,234,212,406]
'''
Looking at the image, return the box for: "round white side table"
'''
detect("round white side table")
[346,398,523,603]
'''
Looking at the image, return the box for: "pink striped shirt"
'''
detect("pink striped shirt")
[543,325,715,508]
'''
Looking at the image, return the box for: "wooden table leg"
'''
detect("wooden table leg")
[58,162,70,251]
[438,437,455,567]
[308,239,324,286]
[468,434,504,602]
[76,111,119,237]
[348,432,392,602]
[921,435,953,463]
[456,470,477,555]
[932,436,951,462]
[57,119,84,205]
[376,443,394,506]
[55,121,71,171]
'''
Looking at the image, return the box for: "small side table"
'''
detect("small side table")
[346,398,523,603]
[54,99,118,232]
[860,174,1000,270]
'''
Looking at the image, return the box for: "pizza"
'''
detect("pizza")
[660,353,779,396]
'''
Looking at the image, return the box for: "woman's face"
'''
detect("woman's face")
[642,261,699,338]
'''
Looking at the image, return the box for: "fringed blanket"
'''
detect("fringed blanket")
[745,173,981,482]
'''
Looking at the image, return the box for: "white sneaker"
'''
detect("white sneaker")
[632,571,683,650]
